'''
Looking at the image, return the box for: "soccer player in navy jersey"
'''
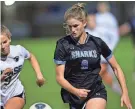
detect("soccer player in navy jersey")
[54,3,132,109]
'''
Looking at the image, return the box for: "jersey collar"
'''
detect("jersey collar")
[70,32,90,45]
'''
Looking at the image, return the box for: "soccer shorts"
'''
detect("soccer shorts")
[62,82,107,109]
[69,88,107,109]
[0,91,25,108]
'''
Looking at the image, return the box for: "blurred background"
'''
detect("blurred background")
[1,1,135,109]
[1,1,135,38]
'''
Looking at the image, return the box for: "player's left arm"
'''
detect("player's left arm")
[99,39,132,109]
[18,45,45,87]
[28,53,45,87]
[108,56,132,109]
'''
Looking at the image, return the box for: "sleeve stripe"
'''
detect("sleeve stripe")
[54,59,66,65]
[106,52,113,61]
[25,52,30,59]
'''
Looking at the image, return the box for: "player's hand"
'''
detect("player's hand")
[75,89,90,98]
[1,68,13,81]
[121,93,132,109]
[36,75,45,87]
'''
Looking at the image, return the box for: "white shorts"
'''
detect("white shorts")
[0,79,24,106]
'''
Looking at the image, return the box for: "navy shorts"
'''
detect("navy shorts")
[69,87,107,109]
[61,82,107,109]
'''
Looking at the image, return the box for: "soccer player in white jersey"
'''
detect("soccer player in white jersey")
[85,14,121,94]
[96,2,119,38]
[96,1,119,50]
[0,25,45,109]
[95,1,120,93]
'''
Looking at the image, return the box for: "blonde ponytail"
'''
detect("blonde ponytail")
[63,3,87,35]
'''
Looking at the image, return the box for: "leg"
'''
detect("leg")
[85,98,106,109]
[5,97,25,109]
[100,63,113,86]
[100,63,121,94]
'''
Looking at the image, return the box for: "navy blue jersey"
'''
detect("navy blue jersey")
[54,33,112,90]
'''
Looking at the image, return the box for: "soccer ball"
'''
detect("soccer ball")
[29,102,52,109]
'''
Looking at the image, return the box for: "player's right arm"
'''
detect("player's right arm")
[54,41,90,98]
[1,68,13,82]
[55,64,78,96]
[55,64,90,98]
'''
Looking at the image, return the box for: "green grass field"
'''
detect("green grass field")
[12,37,135,109]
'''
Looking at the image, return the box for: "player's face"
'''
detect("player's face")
[87,15,96,30]
[97,3,108,13]
[0,34,11,56]
[66,18,86,38]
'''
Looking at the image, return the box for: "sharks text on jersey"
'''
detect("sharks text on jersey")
[71,50,97,59]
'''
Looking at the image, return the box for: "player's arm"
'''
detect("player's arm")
[55,64,77,95]
[119,22,131,36]
[55,64,90,98]
[28,53,45,87]
[108,56,132,109]
[100,39,132,109]
[18,45,45,87]
[1,68,13,81]
[54,41,90,98]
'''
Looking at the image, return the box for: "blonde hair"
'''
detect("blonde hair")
[63,3,87,35]
[1,25,11,39]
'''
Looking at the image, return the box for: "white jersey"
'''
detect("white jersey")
[96,12,118,30]
[85,27,111,48]
[0,45,30,106]
[85,27,114,63]
[96,12,119,50]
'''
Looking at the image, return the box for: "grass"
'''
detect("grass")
[12,37,135,109]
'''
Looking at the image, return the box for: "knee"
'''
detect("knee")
[100,65,107,76]
[100,68,106,74]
